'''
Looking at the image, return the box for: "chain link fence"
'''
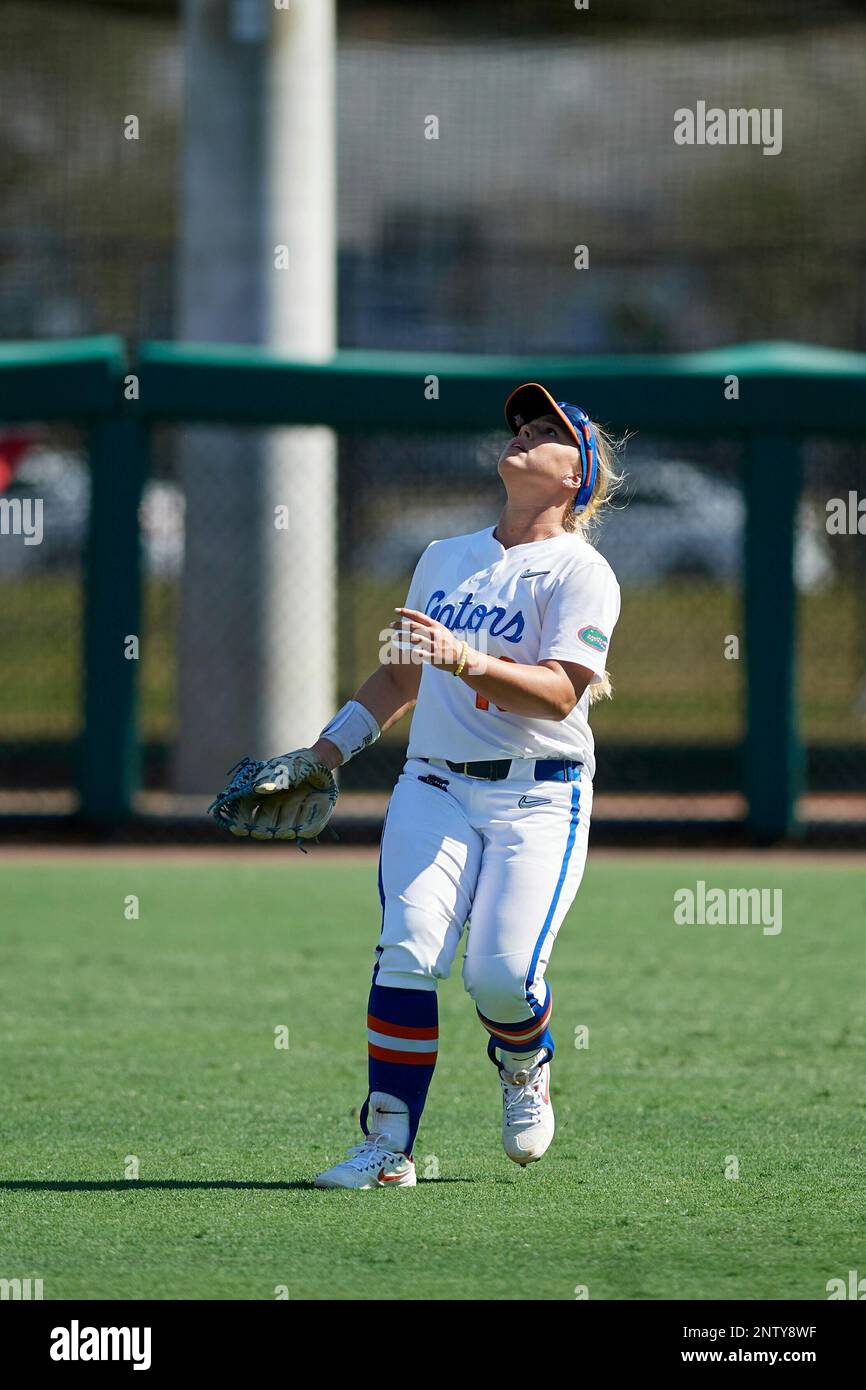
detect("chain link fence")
[1,0,865,836]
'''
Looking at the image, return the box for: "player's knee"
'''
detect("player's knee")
[462,953,528,1018]
[374,942,439,992]
[375,903,456,988]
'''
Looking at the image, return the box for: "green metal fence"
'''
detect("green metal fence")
[2,336,865,840]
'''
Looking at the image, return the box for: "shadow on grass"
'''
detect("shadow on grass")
[0,1178,477,1192]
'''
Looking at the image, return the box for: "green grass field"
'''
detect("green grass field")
[1,854,864,1301]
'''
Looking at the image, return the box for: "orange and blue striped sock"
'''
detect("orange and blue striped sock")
[361,984,438,1154]
[477,982,555,1071]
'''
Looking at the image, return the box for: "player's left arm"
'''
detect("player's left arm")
[395,607,591,720]
[460,650,593,720]
[396,557,619,722]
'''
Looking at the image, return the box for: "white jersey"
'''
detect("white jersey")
[403,525,621,780]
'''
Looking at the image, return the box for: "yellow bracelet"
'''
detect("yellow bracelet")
[453,640,469,678]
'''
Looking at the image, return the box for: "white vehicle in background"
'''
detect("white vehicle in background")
[0,442,184,577]
[355,503,493,580]
[0,445,88,572]
[355,460,832,593]
[595,461,832,592]
[1,445,830,594]
[139,479,185,578]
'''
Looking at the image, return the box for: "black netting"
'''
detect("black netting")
[0,424,86,808]
[1,0,864,839]
[2,2,864,352]
[798,439,866,806]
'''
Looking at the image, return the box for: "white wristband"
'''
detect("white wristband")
[318,700,381,765]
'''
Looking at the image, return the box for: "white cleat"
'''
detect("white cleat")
[500,1062,555,1166]
[313,1133,417,1190]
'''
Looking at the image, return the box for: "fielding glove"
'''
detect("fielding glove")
[207,748,338,845]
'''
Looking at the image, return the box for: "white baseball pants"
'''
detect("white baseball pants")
[373,757,593,1053]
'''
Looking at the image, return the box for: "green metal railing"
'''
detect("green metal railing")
[3,335,866,839]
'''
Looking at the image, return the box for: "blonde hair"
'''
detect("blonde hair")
[562,422,626,704]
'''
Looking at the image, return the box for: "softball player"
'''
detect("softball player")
[311,383,622,1187]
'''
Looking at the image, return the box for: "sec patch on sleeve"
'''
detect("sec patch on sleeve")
[578,625,608,653]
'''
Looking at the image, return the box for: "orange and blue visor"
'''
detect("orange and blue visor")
[504,381,598,512]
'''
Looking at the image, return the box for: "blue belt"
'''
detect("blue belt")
[421,757,581,783]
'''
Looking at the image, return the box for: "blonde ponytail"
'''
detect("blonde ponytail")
[563,423,626,704]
